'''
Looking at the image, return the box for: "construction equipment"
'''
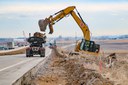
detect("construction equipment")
[49,39,57,49]
[26,32,46,57]
[38,6,100,53]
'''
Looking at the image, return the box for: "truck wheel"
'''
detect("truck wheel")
[26,55,30,57]
[31,54,33,57]
[29,51,33,57]
[40,51,45,57]
[40,53,45,57]
[26,50,30,57]
[40,54,45,57]
[40,48,45,57]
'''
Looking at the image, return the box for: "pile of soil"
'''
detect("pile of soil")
[102,53,128,85]
[30,39,128,85]
[32,48,114,85]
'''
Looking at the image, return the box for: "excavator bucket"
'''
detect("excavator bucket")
[38,18,49,32]
[48,24,53,34]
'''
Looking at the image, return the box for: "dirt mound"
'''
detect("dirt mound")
[33,48,113,85]
[103,58,128,85]
[63,59,113,85]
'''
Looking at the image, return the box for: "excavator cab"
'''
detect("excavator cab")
[80,39,100,53]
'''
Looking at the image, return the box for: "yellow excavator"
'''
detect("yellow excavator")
[38,6,100,54]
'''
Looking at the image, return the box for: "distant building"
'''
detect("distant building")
[0,38,14,50]
[0,38,13,43]
[0,38,27,50]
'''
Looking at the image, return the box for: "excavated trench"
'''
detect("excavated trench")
[12,44,128,85]
[13,48,115,85]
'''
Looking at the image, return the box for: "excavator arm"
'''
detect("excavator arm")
[38,6,76,34]
[38,6,90,40]
[39,6,100,53]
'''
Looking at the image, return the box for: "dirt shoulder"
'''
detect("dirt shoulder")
[32,48,114,85]
[0,47,26,56]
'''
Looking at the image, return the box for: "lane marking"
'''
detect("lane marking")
[0,58,34,72]
[0,49,52,72]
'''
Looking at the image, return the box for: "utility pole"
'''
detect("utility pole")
[23,31,27,46]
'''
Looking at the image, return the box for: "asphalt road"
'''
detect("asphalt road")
[0,47,51,85]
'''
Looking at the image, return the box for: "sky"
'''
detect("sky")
[0,0,128,38]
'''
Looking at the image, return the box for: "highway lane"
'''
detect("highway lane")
[0,47,51,85]
[62,44,75,51]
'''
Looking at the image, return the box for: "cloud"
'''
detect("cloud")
[0,4,67,14]
[0,2,128,37]
[82,3,128,12]
[0,2,128,14]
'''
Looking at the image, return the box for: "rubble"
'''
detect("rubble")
[32,48,114,85]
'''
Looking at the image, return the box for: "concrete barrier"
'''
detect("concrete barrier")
[12,49,52,85]
[11,44,72,85]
